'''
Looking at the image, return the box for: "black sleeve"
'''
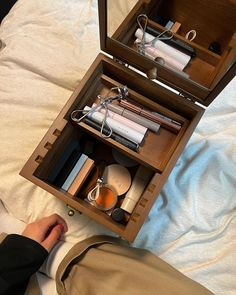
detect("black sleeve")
[0,234,48,295]
[0,0,17,23]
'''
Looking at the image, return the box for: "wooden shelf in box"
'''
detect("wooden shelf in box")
[20,53,204,242]
[105,0,236,103]
[148,0,236,52]
[114,6,235,88]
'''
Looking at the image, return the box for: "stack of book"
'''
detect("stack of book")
[61,153,94,196]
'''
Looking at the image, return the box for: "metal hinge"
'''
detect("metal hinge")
[178,92,196,103]
[113,57,129,68]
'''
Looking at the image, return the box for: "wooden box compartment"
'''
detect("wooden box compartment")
[20,54,204,242]
[106,0,236,103]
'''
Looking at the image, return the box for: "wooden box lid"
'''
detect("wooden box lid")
[98,0,236,106]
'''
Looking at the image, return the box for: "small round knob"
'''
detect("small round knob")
[68,209,75,217]
[155,57,165,66]
[146,67,158,80]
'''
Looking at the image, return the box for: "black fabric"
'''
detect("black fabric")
[0,234,48,295]
[0,0,17,23]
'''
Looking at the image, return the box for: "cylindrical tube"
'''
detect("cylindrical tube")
[83,106,144,144]
[145,45,185,71]
[142,46,190,79]
[92,103,148,135]
[119,100,181,134]
[107,104,160,133]
[121,166,153,214]
[135,28,191,70]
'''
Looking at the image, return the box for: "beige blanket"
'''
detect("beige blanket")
[0,1,235,294]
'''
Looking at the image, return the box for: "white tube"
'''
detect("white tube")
[135,28,191,70]
[121,165,153,214]
[143,46,190,78]
[83,106,145,144]
[92,103,148,136]
[145,45,185,71]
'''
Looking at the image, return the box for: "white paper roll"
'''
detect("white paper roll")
[135,28,191,70]
[83,106,145,144]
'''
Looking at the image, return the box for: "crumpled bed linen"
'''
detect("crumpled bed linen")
[0,0,113,244]
[0,1,235,294]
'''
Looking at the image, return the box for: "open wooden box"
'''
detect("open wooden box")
[20,0,236,242]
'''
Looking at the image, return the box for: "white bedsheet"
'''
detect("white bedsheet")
[0,1,235,294]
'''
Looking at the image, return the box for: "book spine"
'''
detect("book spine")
[68,158,94,196]
[62,154,88,191]
[47,138,78,183]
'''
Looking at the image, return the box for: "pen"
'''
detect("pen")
[119,100,182,134]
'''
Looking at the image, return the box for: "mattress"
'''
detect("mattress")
[0,1,235,294]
